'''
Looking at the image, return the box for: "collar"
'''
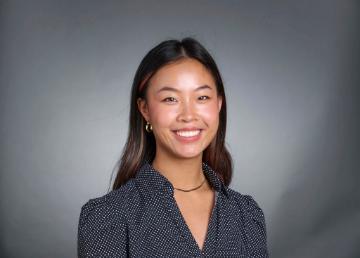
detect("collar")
[135,162,229,198]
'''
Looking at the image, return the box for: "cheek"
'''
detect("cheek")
[199,103,220,126]
[148,104,177,128]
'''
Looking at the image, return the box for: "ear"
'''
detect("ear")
[137,97,150,122]
[217,95,223,112]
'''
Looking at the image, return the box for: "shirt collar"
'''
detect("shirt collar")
[135,162,229,197]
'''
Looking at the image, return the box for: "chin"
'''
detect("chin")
[174,149,204,159]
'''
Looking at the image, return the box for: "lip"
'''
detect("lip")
[172,129,202,143]
[173,127,202,131]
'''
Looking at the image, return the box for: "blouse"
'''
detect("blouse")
[77,162,269,257]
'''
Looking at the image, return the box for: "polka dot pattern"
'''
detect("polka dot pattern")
[78,162,269,257]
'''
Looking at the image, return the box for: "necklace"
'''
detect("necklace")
[173,177,206,192]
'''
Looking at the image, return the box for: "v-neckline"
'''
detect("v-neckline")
[165,190,219,255]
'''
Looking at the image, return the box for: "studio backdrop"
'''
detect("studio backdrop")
[1,1,359,257]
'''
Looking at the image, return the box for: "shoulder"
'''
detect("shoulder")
[78,179,138,227]
[225,187,266,228]
[225,188,268,255]
[226,188,266,221]
[77,179,139,256]
[77,180,139,237]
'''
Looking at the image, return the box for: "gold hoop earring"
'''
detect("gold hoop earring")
[145,121,152,133]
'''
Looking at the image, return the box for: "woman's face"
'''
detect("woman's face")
[137,58,222,160]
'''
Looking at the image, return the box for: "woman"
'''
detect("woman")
[78,38,269,257]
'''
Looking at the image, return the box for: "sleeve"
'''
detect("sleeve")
[241,195,269,258]
[77,197,128,257]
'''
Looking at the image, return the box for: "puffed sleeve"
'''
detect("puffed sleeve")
[77,197,128,257]
[241,195,269,257]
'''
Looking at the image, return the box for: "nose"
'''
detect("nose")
[177,100,198,122]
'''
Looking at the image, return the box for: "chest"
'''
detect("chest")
[128,192,247,257]
[173,190,215,251]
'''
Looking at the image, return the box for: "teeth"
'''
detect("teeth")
[176,130,201,137]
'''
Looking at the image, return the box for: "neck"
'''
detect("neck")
[151,153,205,190]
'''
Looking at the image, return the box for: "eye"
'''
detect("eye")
[163,97,177,103]
[198,96,210,101]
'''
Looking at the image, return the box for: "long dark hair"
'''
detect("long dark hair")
[112,37,233,190]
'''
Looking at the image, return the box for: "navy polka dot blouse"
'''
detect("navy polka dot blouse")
[78,162,269,257]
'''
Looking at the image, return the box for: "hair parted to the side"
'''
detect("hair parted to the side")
[112,37,233,190]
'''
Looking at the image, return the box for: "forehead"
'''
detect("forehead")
[148,58,216,91]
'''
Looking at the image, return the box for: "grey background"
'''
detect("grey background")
[1,0,359,257]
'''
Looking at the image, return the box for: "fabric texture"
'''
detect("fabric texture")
[78,162,269,257]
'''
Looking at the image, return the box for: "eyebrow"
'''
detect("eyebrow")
[156,85,212,94]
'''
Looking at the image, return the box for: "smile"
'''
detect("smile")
[176,130,201,137]
[172,129,202,143]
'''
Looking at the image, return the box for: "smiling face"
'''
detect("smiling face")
[137,58,222,161]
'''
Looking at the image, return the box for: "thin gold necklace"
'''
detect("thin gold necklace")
[173,177,206,192]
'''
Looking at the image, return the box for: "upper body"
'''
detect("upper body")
[78,38,269,257]
[78,162,268,257]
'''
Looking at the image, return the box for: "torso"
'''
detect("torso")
[173,185,215,251]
